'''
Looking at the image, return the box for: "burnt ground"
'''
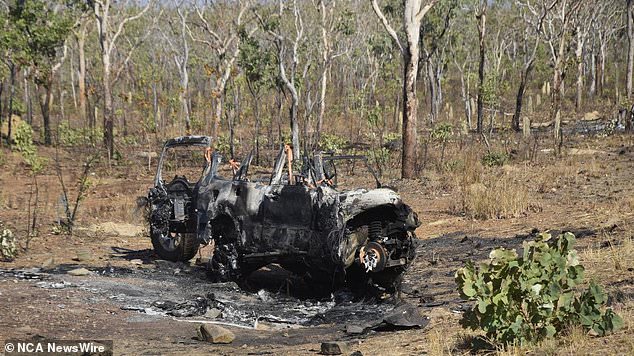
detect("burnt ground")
[0,232,524,355]
[1,130,634,354]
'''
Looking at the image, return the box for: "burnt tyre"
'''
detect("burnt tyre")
[151,229,199,262]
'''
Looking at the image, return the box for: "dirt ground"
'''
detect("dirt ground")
[1,130,633,355]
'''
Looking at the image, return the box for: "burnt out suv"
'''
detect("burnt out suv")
[146,136,419,290]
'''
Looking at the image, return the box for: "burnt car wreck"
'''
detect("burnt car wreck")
[146,136,419,291]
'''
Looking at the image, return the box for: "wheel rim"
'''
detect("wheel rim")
[158,232,182,252]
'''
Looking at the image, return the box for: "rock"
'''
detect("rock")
[382,303,429,329]
[583,111,601,121]
[73,249,92,262]
[41,257,55,269]
[130,259,143,265]
[197,324,235,344]
[67,268,92,276]
[154,259,178,269]
[204,308,221,319]
[345,324,365,334]
[320,342,350,355]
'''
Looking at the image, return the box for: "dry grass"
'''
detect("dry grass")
[447,148,541,220]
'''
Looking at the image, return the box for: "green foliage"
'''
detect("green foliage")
[319,133,348,153]
[58,121,104,146]
[58,120,82,146]
[431,123,453,143]
[0,223,18,260]
[13,121,46,173]
[215,134,231,156]
[239,31,275,92]
[482,152,508,167]
[4,1,79,83]
[456,232,623,345]
[368,147,391,175]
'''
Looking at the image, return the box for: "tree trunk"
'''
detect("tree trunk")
[290,90,300,160]
[103,52,114,156]
[77,28,87,125]
[401,0,422,179]
[575,28,584,111]
[37,79,53,146]
[180,71,190,132]
[626,0,634,101]
[589,52,596,99]
[316,0,329,144]
[512,64,532,132]
[7,63,16,147]
[426,60,437,123]
[476,6,487,134]
[458,68,471,129]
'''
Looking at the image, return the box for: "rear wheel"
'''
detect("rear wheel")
[151,229,199,262]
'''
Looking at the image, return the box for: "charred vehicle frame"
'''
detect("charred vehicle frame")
[146,136,419,290]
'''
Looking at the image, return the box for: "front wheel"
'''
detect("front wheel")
[151,229,199,262]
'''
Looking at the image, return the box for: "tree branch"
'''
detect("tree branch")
[370,0,404,54]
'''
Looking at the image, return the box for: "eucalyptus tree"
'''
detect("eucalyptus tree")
[371,0,439,179]
[188,0,253,142]
[537,0,582,144]
[475,0,487,133]
[6,0,78,145]
[256,0,305,160]
[512,0,554,132]
[161,3,191,131]
[91,0,154,156]
[72,13,92,127]
[238,28,275,164]
[572,2,601,111]
[420,0,457,125]
[590,1,621,99]
[625,0,634,102]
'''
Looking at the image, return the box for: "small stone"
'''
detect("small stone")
[345,324,365,334]
[74,249,92,262]
[130,259,143,265]
[197,324,235,344]
[204,308,221,319]
[154,259,177,269]
[67,268,92,276]
[320,341,350,355]
[41,257,55,269]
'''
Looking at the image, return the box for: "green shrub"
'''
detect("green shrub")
[58,120,83,146]
[430,123,453,143]
[319,133,348,153]
[482,151,508,167]
[13,121,46,173]
[58,121,104,146]
[455,232,623,346]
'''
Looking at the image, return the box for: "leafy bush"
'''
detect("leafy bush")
[482,151,508,167]
[456,232,623,346]
[319,133,348,153]
[430,123,453,143]
[58,121,104,146]
[58,120,83,146]
[13,121,46,173]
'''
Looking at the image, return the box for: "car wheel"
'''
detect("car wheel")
[151,229,199,262]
